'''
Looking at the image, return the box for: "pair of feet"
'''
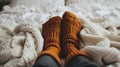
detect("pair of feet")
[37,11,99,67]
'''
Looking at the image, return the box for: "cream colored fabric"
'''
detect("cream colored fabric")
[9,0,64,10]
[0,24,43,67]
[79,17,120,67]
[0,0,120,67]
[79,17,120,66]
[65,0,119,5]
[82,46,120,66]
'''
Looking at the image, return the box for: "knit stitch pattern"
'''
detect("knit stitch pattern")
[37,16,61,65]
[0,23,43,67]
[61,11,88,63]
[0,0,120,66]
[82,46,120,66]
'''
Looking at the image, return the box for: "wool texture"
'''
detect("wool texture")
[0,24,42,67]
[37,16,61,65]
[1,0,120,67]
[61,11,88,63]
[0,25,23,64]
[82,46,120,66]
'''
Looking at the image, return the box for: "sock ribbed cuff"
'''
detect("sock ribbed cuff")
[61,11,83,48]
[62,33,78,48]
[64,44,88,63]
[43,37,59,49]
[37,16,61,65]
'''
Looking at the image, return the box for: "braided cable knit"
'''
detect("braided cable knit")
[0,23,43,67]
[13,24,43,53]
[13,24,44,67]
[82,46,120,66]
[0,24,23,64]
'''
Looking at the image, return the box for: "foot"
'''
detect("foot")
[61,11,87,63]
[37,16,62,65]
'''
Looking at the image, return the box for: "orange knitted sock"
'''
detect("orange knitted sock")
[61,11,88,63]
[37,16,61,65]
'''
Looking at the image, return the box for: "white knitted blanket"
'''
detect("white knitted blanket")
[0,0,120,67]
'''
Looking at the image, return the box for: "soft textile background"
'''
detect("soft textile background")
[9,0,65,10]
[0,0,120,67]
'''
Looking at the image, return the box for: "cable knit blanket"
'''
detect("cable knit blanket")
[0,0,120,67]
